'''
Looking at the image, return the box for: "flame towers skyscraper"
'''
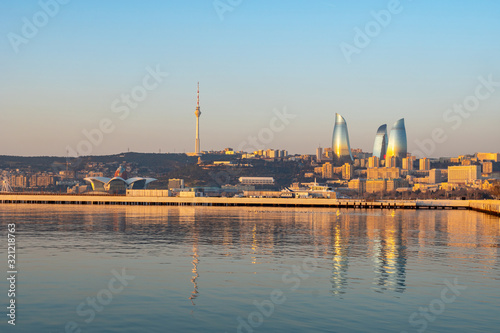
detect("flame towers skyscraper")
[372,124,388,160]
[386,118,407,159]
[332,113,353,165]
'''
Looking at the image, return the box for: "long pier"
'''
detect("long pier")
[1,193,499,216]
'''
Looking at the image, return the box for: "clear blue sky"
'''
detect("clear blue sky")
[1,0,499,157]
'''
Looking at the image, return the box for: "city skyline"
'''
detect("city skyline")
[1,1,499,157]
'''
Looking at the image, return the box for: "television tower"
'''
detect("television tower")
[194,82,201,155]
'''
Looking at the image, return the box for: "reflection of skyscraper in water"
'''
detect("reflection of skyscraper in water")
[111,210,127,232]
[251,224,259,265]
[416,210,439,250]
[372,217,407,293]
[222,226,234,257]
[330,221,350,295]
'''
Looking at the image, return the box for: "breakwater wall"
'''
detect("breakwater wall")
[469,200,500,216]
[0,193,489,210]
[0,193,414,208]
[0,194,499,216]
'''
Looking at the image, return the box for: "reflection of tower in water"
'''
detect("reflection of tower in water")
[187,208,200,307]
[372,217,407,293]
[189,242,200,306]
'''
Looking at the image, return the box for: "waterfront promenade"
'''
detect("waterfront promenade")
[1,193,499,216]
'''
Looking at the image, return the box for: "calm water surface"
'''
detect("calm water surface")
[0,204,499,332]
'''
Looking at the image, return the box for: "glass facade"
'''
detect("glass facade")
[386,118,407,159]
[332,113,353,165]
[372,124,388,160]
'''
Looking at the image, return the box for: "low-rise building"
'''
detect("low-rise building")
[239,177,275,185]
[168,179,185,189]
[387,178,409,191]
[482,161,493,174]
[448,165,481,184]
[29,173,55,187]
[221,184,255,192]
[127,189,172,197]
[367,167,401,180]
[243,191,284,198]
[413,183,440,192]
[429,169,443,184]
[366,179,387,193]
[477,152,499,162]
[9,174,28,188]
[348,179,366,194]
[439,182,462,191]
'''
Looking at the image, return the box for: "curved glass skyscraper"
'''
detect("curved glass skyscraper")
[332,113,353,165]
[386,118,407,159]
[372,124,388,160]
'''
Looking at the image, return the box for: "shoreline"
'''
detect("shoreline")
[1,193,499,217]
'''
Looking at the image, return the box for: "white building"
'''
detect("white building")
[448,165,481,184]
[238,177,275,185]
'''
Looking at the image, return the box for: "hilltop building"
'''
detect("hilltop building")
[476,153,499,162]
[316,147,323,162]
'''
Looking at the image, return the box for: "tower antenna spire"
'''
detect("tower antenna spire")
[194,82,201,155]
